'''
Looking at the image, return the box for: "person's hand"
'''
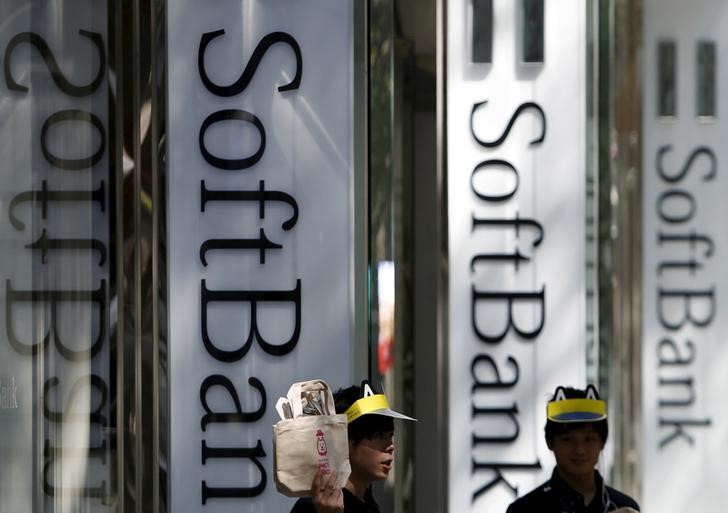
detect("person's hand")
[311,469,344,513]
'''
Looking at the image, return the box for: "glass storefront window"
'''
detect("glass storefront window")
[1,2,114,511]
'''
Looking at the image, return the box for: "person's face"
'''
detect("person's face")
[348,429,395,484]
[548,424,604,480]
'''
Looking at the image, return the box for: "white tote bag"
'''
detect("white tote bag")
[273,380,351,497]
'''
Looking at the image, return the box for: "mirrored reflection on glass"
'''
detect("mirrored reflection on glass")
[0,1,115,512]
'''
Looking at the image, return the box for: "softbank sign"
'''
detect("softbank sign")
[642,1,727,510]
[447,1,587,511]
[167,2,354,512]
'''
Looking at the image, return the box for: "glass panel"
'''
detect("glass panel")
[370,1,417,512]
[696,41,716,118]
[0,1,115,512]
[369,0,395,386]
[658,40,677,117]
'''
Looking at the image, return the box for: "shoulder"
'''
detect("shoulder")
[506,481,558,513]
[289,497,316,513]
[605,485,640,510]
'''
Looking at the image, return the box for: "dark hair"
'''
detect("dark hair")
[334,385,394,445]
[544,387,608,445]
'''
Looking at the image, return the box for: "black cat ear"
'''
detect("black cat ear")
[586,384,600,400]
[554,386,567,401]
[360,380,378,398]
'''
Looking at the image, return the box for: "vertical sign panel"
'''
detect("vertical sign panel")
[167,2,354,512]
[447,1,587,511]
[642,1,727,510]
[0,2,111,512]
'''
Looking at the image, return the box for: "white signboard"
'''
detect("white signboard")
[0,2,111,512]
[447,1,587,511]
[642,1,727,510]
[167,2,354,512]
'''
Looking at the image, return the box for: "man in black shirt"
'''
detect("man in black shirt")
[290,381,415,513]
[506,385,640,513]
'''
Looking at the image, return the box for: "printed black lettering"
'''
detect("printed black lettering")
[470,100,546,148]
[199,30,302,96]
[656,189,695,224]
[470,459,542,503]
[198,109,265,170]
[200,279,301,361]
[471,404,520,444]
[201,440,266,502]
[201,180,299,230]
[200,375,266,430]
[656,145,716,183]
[471,287,545,343]
[471,354,519,390]
[470,159,519,202]
[200,229,282,266]
[657,287,715,330]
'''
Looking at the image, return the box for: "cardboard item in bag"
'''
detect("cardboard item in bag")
[273,379,350,497]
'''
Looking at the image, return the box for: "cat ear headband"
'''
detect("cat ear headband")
[546,385,607,423]
[344,380,417,423]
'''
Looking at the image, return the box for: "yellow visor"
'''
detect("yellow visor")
[345,393,416,423]
[547,398,607,423]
